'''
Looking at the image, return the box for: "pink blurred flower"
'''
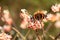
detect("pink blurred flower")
[0,33,12,40]
[1,10,13,25]
[6,34,12,39]
[3,10,10,18]
[34,20,42,29]
[28,21,34,29]
[20,20,28,29]
[56,13,60,20]
[6,18,13,25]
[55,21,60,28]
[20,13,30,29]
[47,14,56,22]
[47,14,53,20]
[51,4,59,12]
[28,20,44,30]
[0,26,3,30]
[3,25,12,32]
[58,4,60,8]
[0,25,12,40]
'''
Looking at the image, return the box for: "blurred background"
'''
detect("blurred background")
[0,0,60,40]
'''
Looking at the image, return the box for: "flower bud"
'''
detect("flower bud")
[3,25,12,32]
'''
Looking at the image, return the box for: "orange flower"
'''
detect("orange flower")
[47,14,56,22]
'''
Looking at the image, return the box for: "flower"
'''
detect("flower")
[6,34,12,39]
[3,25,12,32]
[20,20,28,29]
[55,21,60,28]
[3,10,10,15]
[47,14,56,22]
[20,14,30,29]
[20,16,30,29]
[0,26,3,30]
[28,20,44,30]
[1,10,13,25]
[0,25,12,40]
[20,9,30,29]
[21,9,28,14]
[0,33,12,40]
[56,13,60,20]
[5,18,13,25]
[57,4,60,10]
[51,4,59,12]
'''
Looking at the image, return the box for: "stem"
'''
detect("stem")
[12,27,25,39]
[35,29,41,40]
[49,35,55,40]
[22,37,26,40]
[55,33,60,40]
[45,23,52,33]
[42,28,45,40]
[25,30,30,38]
[12,33,17,40]
[40,22,45,40]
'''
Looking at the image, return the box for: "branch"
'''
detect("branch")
[35,29,41,40]
[45,23,53,33]
[55,33,60,40]
[25,30,30,38]
[12,27,25,39]
[12,33,17,40]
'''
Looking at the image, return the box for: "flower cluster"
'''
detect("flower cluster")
[46,13,56,22]
[0,33,12,40]
[55,21,60,28]
[51,4,60,12]
[20,9,45,30]
[0,26,12,40]
[20,9,30,29]
[44,13,60,28]
[1,10,13,25]
[20,8,60,30]
[54,13,60,28]
[3,25,12,32]
[28,20,44,30]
